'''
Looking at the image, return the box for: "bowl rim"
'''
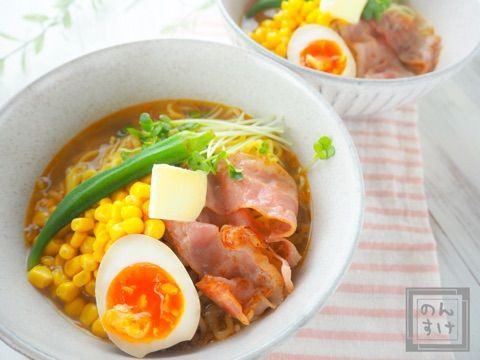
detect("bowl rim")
[217,0,480,86]
[0,38,364,360]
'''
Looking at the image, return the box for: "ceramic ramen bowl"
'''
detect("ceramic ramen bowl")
[219,0,480,116]
[0,39,363,359]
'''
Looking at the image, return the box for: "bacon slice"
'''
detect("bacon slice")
[333,20,413,79]
[333,8,441,79]
[165,222,285,324]
[374,10,441,75]
[207,153,299,239]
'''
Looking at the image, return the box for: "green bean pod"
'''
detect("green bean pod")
[246,0,282,18]
[27,131,214,269]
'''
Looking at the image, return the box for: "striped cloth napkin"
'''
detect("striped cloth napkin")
[168,6,449,360]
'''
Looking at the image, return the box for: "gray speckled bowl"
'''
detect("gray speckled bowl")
[219,0,480,116]
[0,40,363,360]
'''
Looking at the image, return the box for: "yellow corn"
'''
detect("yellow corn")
[99,197,112,205]
[64,256,82,277]
[71,217,94,232]
[112,190,128,202]
[142,200,150,217]
[59,243,77,260]
[121,205,142,220]
[84,279,96,297]
[52,267,67,286]
[108,222,126,241]
[64,297,86,317]
[121,217,144,234]
[43,238,62,256]
[80,236,95,254]
[73,270,92,287]
[80,303,98,326]
[144,219,165,239]
[56,281,80,302]
[28,265,53,289]
[81,254,98,272]
[84,208,96,219]
[40,255,55,267]
[32,211,48,227]
[70,232,87,248]
[111,201,123,222]
[93,222,107,237]
[54,254,66,267]
[124,194,142,207]
[94,203,112,223]
[129,182,150,199]
[91,319,107,338]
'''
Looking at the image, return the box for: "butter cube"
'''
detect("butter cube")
[320,0,368,24]
[149,164,207,222]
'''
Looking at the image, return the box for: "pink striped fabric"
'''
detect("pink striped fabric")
[167,7,450,360]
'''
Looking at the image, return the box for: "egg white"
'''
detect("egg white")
[287,25,357,77]
[96,234,200,358]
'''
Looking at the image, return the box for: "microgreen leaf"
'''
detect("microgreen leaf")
[314,136,335,160]
[139,113,154,132]
[258,141,269,155]
[0,32,19,41]
[62,11,72,28]
[227,163,244,180]
[362,0,392,21]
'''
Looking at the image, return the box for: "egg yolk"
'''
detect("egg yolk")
[300,40,347,75]
[103,262,184,342]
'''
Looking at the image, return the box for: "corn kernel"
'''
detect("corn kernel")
[84,208,96,219]
[80,303,98,326]
[43,238,62,256]
[71,218,94,232]
[52,267,67,286]
[142,200,150,218]
[54,254,66,267]
[64,297,86,317]
[59,243,77,260]
[70,232,87,248]
[111,201,123,222]
[112,190,128,202]
[93,249,104,262]
[144,219,165,239]
[94,222,107,237]
[91,319,106,338]
[121,217,144,234]
[28,265,53,289]
[109,222,126,240]
[129,182,150,199]
[99,197,112,205]
[121,205,142,220]
[124,194,142,207]
[80,236,95,254]
[73,270,92,287]
[94,203,113,223]
[82,169,97,181]
[141,174,151,184]
[81,254,98,272]
[40,255,55,267]
[64,256,82,277]
[84,279,96,297]
[32,211,48,227]
[56,281,80,302]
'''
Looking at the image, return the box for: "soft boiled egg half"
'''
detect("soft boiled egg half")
[96,234,200,358]
[287,25,356,77]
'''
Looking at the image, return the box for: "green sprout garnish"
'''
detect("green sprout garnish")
[362,0,392,21]
[306,135,335,170]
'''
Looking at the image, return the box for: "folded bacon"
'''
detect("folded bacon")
[207,153,299,239]
[166,222,285,324]
[374,10,441,75]
[333,7,441,79]
[334,20,413,78]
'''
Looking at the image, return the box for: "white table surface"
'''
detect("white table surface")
[1,1,479,359]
